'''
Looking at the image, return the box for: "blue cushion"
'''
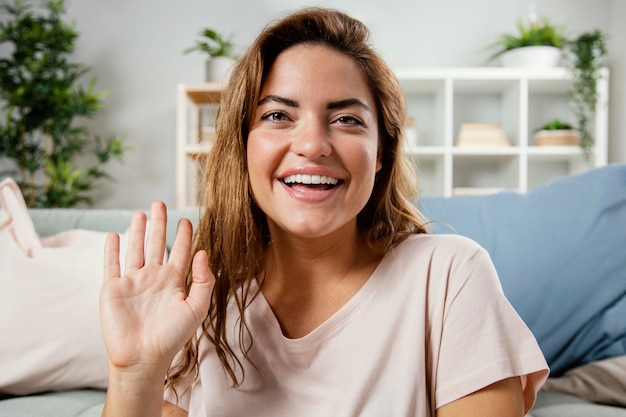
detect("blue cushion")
[420,164,626,375]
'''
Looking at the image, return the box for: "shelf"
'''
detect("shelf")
[527,146,582,157]
[395,66,572,80]
[185,142,212,159]
[397,67,608,197]
[176,83,222,208]
[453,187,508,196]
[405,146,446,157]
[183,83,224,104]
[452,147,520,156]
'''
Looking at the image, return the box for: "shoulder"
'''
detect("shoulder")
[393,233,488,261]
[381,234,499,294]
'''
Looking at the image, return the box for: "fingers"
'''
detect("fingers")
[103,232,121,279]
[124,210,147,273]
[186,250,215,323]
[167,218,194,277]
[145,201,168,265]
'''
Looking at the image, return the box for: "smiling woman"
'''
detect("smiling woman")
[247,44,381,243]
[98,7,548,417]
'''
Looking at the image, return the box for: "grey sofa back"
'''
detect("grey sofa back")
[29,208,201,249]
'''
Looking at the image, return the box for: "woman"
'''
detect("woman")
[100,8,548,417]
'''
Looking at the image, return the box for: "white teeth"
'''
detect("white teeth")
[283,174,339,186]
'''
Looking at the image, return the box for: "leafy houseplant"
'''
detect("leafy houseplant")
[184,28,236,59]
[0,0,127,208]
[566,30,607,158]
[535,118,575,132]
[488,18,607,158]
[184,28,237,82]
[533,118,579,146]
[488,17,566,65]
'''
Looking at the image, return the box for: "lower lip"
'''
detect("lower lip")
[280,181,340,203]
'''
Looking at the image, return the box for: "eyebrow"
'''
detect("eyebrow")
[327,98,370,112]
[257,95,298,108]
[257,95,371,112]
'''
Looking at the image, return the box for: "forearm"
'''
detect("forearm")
[101,367,167,417]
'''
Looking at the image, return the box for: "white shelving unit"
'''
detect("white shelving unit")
[396,67,609,196]
[176,83,222,209]
[176,67,609,207]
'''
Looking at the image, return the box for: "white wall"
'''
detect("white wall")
[609,0,626,163]
[55,0,624,208]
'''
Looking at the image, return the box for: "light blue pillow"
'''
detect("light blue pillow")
[420,164,626,376]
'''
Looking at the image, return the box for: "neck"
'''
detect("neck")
[263,223,368,288]
[259,223,382,338]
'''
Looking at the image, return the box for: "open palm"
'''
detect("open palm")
[99,201,214,373]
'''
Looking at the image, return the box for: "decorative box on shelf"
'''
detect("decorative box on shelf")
[456,123,511,148]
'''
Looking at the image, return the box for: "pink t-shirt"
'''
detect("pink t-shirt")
[165,234,549,416]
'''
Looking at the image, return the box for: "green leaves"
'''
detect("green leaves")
[94,135,130,164]
[487,17,607,160]
[489,18,566,60]
[184,27,236,58]
[567,30,607,159]
[0,0,128,207]
[535,118,575,132]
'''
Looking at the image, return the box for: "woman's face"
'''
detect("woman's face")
[247,44,381,241]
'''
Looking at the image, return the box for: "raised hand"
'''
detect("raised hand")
[99,201,214,375]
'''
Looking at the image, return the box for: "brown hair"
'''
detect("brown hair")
[167,7,429,391]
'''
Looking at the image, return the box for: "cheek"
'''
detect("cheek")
[246,132,283,192]
[340,141,381,188]
[359,139,382,173]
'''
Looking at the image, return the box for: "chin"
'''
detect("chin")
[271,218,356,241]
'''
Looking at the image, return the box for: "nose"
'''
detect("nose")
[291,116,332,160]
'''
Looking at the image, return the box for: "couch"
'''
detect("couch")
[1,164,625,416]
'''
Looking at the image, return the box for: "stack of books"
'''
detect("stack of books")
[456,123,511,147]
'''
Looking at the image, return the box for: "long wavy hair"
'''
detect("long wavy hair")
[166,7,429,391]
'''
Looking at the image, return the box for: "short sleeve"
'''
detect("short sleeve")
[434,245,549,412]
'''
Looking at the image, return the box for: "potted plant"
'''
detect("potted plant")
[533,119,579,146]
[488,17,566,68]
[488,17,608,158]
[0,0,128,208]
[184,28,237,83]
[565,30,607,159]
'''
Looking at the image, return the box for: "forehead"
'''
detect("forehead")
[260,44,373,103]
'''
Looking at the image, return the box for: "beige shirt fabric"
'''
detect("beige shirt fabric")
[165,234,549,416]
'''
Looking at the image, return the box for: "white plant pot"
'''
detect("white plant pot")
[500,46,562,69]
[205,56,235,83]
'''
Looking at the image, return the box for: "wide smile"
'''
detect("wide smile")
[281,174,343,191]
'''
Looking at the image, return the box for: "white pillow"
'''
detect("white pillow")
[0,226,129,395]
[0,178,167,396]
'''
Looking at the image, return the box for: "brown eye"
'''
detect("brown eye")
[262,111,290,122]
[336,115,363,126]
